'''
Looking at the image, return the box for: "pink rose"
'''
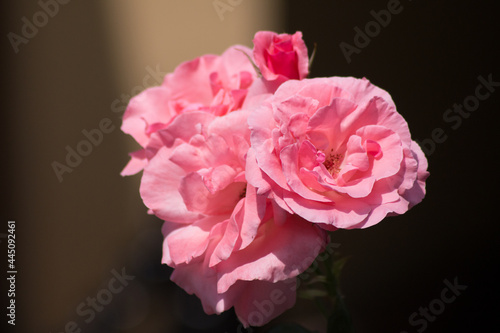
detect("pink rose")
[120,46,257,176]
[166,200,327,327]
[247,77,429,230]
[253,31,309,82]
[139,110,328,326]
[140,111,249,223]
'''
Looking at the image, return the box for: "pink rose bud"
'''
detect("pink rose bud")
[253,31,309,82]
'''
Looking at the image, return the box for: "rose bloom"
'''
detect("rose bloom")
[139,110,328,326]
[120,45,257,176]
[253,31,309,82]
[247,77,429,230]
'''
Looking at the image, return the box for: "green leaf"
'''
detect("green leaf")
[308,42,318,70]
[303,275,328,286]
[235,48,261,77]
[268,323,315,333]
[297,289,328,300]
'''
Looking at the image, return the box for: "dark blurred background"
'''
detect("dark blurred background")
[2,0,499,332]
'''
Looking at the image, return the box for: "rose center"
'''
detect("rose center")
[323,149,343,175]
[239,186,246,199]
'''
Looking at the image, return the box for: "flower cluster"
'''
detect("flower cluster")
[121,31,428,327]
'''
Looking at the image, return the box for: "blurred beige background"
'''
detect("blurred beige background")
[5,1,283,332]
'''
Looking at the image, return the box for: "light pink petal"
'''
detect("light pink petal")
[344,154,420,229]
[295,79,353,108]
[233,279,297,327]
[216,214,327,293]
[209,200,245,267]
[307,98,358,148]
[339,135,370,176]
[239,184,268,249]
[299,168,330,192]
[400,141,429,208]
[170,263,237,315]
[155,111,215,147]
[168,143,209,173]
[121,87,175,147]
[243,78,281,109]
[164,55,218,104]
[275,94,319,123]
[287,112,310,139]
[140,147,202,223]
[245,148,273,195]
[120,149,148,176]
[251,135,289,190]
[269,187,294,214]
[161,222,182,266]
[218,45,256,83]
[199,165,238,194]
[280,144,331,202]
[209,186,265,266]
[340,96,411,147]
[206,111,251,167]
[229,88,248,111]
[325,173,377,199]
[345,178,408,229]
[355,125,403,180]
[283,190,371,228]
[239,70,253,89]
[395,146,419,192]
[351,199,407,229]
[179,171,245,216]
[325,76,395,108]
[166,216,222,265]
[302,140,323,168]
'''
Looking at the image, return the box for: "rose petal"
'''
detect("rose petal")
[216,214,327,293]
